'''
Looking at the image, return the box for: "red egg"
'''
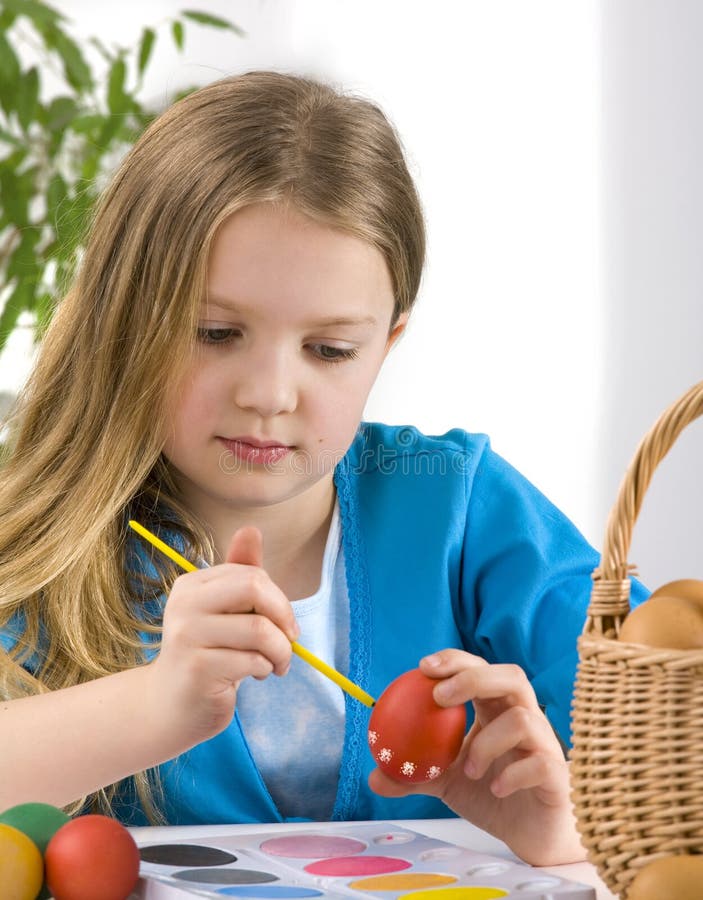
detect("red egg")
[44,815,140,900]
[368,668,466,783]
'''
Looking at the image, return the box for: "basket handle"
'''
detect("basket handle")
[585,379,703,636]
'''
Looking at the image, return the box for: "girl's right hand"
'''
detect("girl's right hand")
[146,527,298,750]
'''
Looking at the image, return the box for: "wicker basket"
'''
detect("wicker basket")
[570,380,703,898]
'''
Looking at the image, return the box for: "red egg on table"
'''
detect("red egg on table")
[44,814,140,900]
[368,668,466,783]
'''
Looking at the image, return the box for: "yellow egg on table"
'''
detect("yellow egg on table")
[618,594,703,649]
[0,822,43,900]
[627,853,703,899]
[0,803,71,900]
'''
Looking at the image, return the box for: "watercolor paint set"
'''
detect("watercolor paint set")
[134,822,596,899]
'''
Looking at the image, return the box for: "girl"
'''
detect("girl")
[0,71,641,866]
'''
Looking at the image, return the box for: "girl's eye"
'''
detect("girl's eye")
[197,327,240,345]
[309,344,360,364]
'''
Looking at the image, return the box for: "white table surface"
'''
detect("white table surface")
[128,818,616,899]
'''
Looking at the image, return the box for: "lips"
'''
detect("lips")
[226,435,291,449]
[218,436,292,466]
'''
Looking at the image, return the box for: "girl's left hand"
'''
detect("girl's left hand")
[368,649,585,867]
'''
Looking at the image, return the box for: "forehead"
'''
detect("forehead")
[205,203,395,322]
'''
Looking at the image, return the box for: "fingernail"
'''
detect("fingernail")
[423,653,441,667]
[464,759,478,779]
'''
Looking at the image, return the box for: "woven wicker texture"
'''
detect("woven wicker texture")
[570,380,703,898]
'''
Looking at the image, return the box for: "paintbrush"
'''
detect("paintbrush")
[128,519,376,707]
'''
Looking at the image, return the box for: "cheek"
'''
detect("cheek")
[310,365,380,445]
[162,369,218,449]
[342,356,387,417]
[323,366,374,411]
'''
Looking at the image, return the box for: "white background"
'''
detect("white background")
[2,0,702,590]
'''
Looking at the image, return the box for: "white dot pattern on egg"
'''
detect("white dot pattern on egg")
[367,670,467,785]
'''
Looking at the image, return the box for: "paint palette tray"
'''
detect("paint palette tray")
[135,822,595,899]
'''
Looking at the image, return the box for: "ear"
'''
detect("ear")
[383,312,409,358]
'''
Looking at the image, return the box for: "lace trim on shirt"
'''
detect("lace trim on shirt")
[331,448,373,820]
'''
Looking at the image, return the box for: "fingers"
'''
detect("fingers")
[463,705,563,782]
[418,649,565,800]
[421,649,538,713]
[184,647,277,687]
[162,526,299,682]
[227,526,263,567]
[367,767,432,800]
[169,565,299,644]
[173,612,294,676]
[487,750,569,800]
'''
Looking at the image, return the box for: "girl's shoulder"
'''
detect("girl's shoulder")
[336,422,501,525]
[345,422,491,473]
[340,421,570,526]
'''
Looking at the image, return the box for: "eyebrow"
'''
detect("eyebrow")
[304,315,377,327]
[204,296,377,328]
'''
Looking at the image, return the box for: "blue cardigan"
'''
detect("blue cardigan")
[2,423,644,825]
[112,423,645,826]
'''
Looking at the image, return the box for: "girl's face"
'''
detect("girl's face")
[162,202,406,516]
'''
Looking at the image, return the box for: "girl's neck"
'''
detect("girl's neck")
[201,475,337,601]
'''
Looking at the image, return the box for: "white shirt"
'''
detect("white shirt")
[235,502,349,819]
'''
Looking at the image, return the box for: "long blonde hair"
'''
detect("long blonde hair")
[0,71,425,821]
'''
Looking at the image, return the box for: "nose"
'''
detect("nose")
[233,347,297,418]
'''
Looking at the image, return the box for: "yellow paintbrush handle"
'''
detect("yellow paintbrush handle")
[129,520,198,572]
[290,641,375,707]
[128,520,376,707]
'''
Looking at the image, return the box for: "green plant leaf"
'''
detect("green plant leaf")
[0,147,27,173]
[47,120,69,157]
[79,148,100,182]
[0,9,16,29]
[40,22,94,94]
[53,186,94,259]
[181,9,246,36]
[88,35,115,63]
[0,127,22,148]
[54,28,94,93]
[95,115,122,149]
[0,279,34,353]
[44,95,78,131]
[69,113,105,135]
[0,86,15,119]
[107,56,128,114]
[0,1,250,351]
[0,170,29,225]
[47,173,68,224]
[34,289,56,336]
[16,66,40,132]
[171,19,184,51]
[132,109,157,131]
[138,27,156,77]
[2,0,66,27]
[6,226,41,281]
[0,32,21,117]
